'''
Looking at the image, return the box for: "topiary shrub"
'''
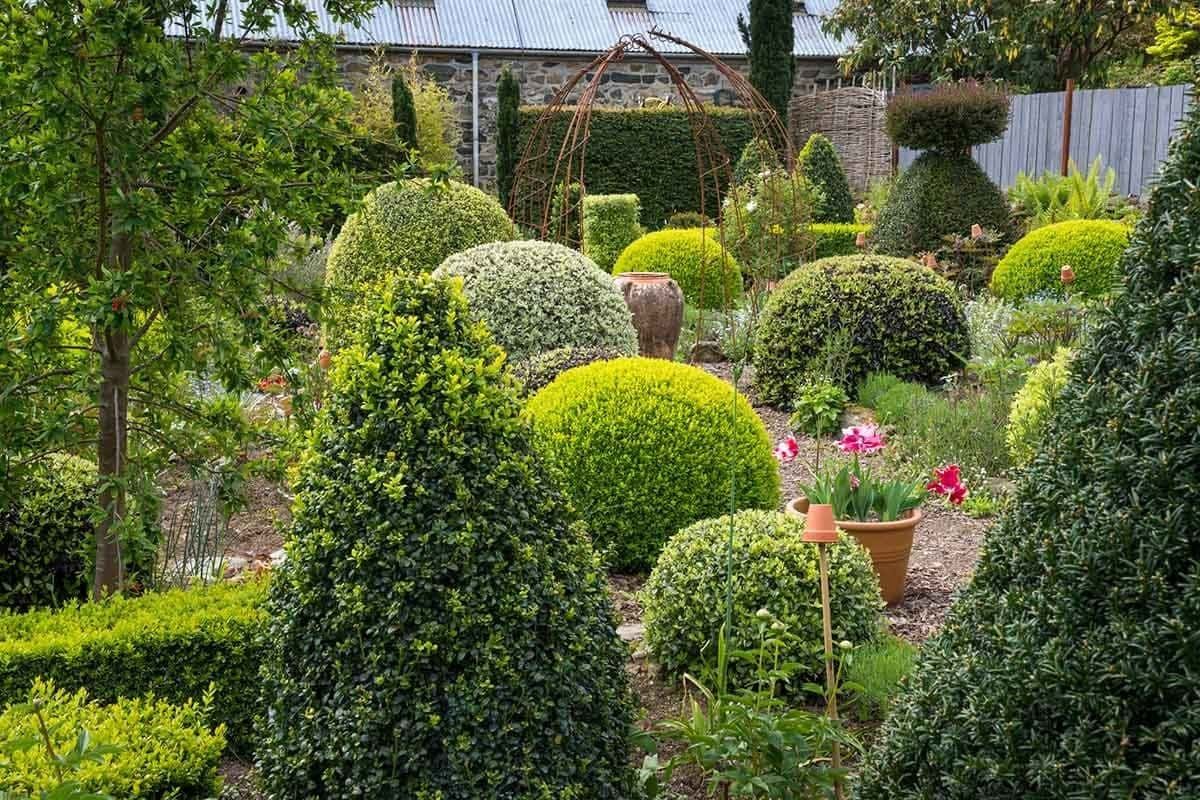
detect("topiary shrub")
[0,678,224,800]
[754,255,969,405]
[810,222,870,260]
[733,137,781,186]
[799,133,855,223]
[1006,347,1073,466]
[510,345,626,394]
[613,228,743,309]
[990,219,1130,300]
[872,151,1013,256]
[642,510,881,688]
[434,240,637,363]
[524,358,780,572]
[582,193,643,272]
[856,103,1200,800]
[886,83,1010,153]
[257,273,634,799]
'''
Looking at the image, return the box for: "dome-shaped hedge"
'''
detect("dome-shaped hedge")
[613,229,742,309]
[642,510,882,688]
[754,255,969,405]
[524,358,780,572]
[990,219,1129,300]
[434,240,637,363]
[872,151,1012,257]
[1006,347,1073,466]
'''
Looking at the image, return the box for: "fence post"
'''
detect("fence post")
[1061,78,1075,176]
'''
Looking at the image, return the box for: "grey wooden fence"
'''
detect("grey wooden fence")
[899,84,1193,197]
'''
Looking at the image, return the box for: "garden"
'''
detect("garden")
[1,3,1197,800]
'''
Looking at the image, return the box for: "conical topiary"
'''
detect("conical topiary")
[798,133,854,223]
[257,273,635,799]
[857,105,1200,799]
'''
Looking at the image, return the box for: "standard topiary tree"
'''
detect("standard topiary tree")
[433,240,637,363]
[754,254,969,404]
[496,66,520,208]
[258,272,635,799]
[391,74,418,154]
[799,133,855,223]
[857,104,1200,800]
[613,228,743,309]
[990,219,1130,300]
[524,358,780,572]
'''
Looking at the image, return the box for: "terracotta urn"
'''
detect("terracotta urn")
[614,272,684,360]
[785,497,921,606]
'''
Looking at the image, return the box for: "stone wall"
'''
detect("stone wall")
[336,48,841,189]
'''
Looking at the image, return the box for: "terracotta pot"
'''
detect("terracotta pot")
[785,497,921,606]
[614,272,683,360]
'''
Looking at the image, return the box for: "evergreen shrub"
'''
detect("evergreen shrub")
[582,194,643,272]
[510,345,626,394]
[613,228,743,309]
[990,219,1129,300]
[810,222,870,260]
[886,84,1010,152]
[1006,347,1073,466]
[799,133,855,223]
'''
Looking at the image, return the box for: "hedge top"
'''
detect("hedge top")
[886,83,1011,152]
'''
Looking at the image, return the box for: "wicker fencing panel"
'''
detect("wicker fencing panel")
[790,85,892,194]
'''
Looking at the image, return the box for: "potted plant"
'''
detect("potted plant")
[775,426,967,605]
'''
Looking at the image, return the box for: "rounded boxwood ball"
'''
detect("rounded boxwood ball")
[642,510,882,688]
[434,240,637,363]
[613,229,742,309]
[524,358,780,572]
[754,254,969,405]
[990,219,1129,301]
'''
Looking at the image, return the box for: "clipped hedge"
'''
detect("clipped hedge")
[886,84,1010,152]
[0,579,267,752]
[810,222,870,260]
[614,228,743,309]
[582,193,643,272]
[0,678,224,800]
[517,106,755,226]
[434,240,637,363]
[754,255,969,404]
[510,345,626,394]
[1007,348,1073,466]
[642,510,882,688]
[990,219,1129,300]
[799,133,855,223]
[872,151,1013,257]
[524,358,780,572]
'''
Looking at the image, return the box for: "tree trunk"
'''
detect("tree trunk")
[94,332,130,599]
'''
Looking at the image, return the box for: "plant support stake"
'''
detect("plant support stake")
[802,503,844,800]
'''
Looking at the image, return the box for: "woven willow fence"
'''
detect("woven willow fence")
[790,85,892,194]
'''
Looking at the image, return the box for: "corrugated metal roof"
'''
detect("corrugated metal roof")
[166,0,848,58]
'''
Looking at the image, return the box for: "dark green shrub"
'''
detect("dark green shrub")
[810,222,870,259]
[858,104,1200,800]
[754,255,969,405]
[732,137,781,187]
[0,579,267,752]
[510,345,626,394]
[799,134,855,223]
[524,358,780,572]
[665,210,710,229]
[496,66,520,207]
[518,106,755,226]
[872,151,1013,256]
[990,219,1129,300]
[0,678,224,799]
[582,193,643,272]
[434,240,637,362]
[257,273,634,799]
[886,84,1010,152]
[739,0,795,121]
[613,228,742,309]
[642,510,881,688]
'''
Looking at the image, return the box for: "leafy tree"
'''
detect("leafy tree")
[496,66,521,208]
[0,0,381,598]
[738,0,796,123]
[391,73,418,152]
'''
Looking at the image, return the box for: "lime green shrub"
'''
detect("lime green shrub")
[1006,348,1073,465]
[525,358,780,572]
[799,133,855,223]
[0,679,224,800]
[642,510,881,688]
[613,228,742,309]
[810,222,870,260]
[434,240,637,363]
[258,273,634,799]
[754,255,969,405]
[510,345,626,394]
[990,219,1129,300]
[582,194,643,272]
[0,579,267,751]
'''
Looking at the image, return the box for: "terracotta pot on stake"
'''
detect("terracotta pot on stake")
[614,272,684,359]
[801,503,844,800]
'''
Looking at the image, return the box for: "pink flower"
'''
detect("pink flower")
[927,464,968,505]
[773,435,800,463]
[837,425,885,455]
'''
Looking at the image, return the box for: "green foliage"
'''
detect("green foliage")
[845,637,916,721]
[1006,348,1073,466]
[613,229,743,309]
[810,223,870,260]
[0,580,267,752]
[933,227,1006,297]
[855,372,906,409]
[582,194,644,272]
[641,510,881,687]
[0,679,223,800]
[509,346,627,394]
[799,134,855,223]
[885,84,1010,152]
[857,101,1200,800]
[990,219,1129,300]
[390,74,417,152]
[665,211,711,229]
[754,255,969,404]
[788,381,848,437]
[496,66,521,207]
[738,0,796,122]
[721,171,818,280]
[525,358,780,572]
[258,272,635,798]
[855,177,895,226]
[963,295,1017,363]
[872,151,1013,256]
[801,460,926,523]
[732,138,782,187]
[1010,157,1126,230]
[517,106,755,226]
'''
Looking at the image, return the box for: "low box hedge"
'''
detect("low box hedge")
[810,222,871,260]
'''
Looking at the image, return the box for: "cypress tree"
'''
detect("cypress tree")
[391,73,418,153]
[738,0,796,124]
[496,66,521,207]
[858,105,1200,798]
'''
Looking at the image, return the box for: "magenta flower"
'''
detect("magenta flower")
[837,425,885,455]
[773,435,800,463]
[926,464,968,505]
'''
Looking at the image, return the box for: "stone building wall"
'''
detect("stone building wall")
[336,48,842,189]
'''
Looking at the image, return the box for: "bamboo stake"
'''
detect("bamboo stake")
[818,542,844,800]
